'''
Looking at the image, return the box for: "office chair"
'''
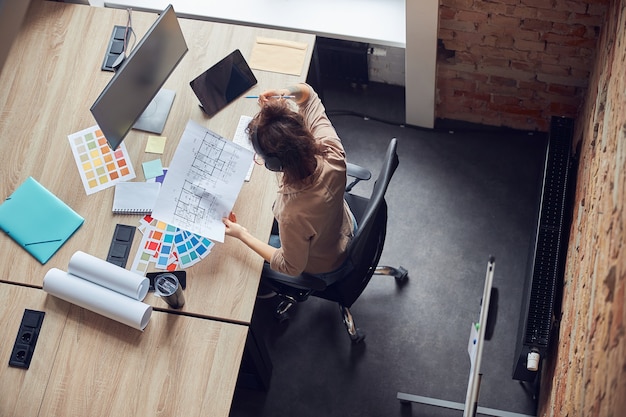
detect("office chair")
[260,138,408,343]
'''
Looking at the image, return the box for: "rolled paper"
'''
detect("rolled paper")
[43,268,152,331]
[68,251,149,300]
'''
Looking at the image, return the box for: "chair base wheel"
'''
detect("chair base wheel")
[340,305,366,344]
[375,265,408,281]
[274,311,290,323]
[350,329,366,344]
[274,299,295,323]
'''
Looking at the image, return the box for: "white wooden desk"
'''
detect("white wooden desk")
[104,0,406,48]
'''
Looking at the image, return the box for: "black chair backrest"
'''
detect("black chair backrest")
[321,138,399,306]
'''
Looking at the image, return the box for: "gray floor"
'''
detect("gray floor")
[229,81,547,417]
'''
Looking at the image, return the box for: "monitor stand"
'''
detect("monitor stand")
[133,89,176,134]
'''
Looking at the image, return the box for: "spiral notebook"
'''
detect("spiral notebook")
[112,182,161,214]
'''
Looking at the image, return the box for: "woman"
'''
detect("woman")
[222,83,355,283]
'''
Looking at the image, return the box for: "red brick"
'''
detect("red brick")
[517,29,542,41]
[453,89,491,102]
[545,42,585,57]
[535,8,572,23]
[609,272,623,348]
[494,35,515,48]
[551,23,588,37]
[455,30,489,46]
[511,60,538,71]
[528,51,561,65]
[499,48,532,61]
[559,55,594,70]
[514,38,546,51]
[509,5,539,19]
[457,10,489,23]
[454,50,479,64]
[587,2,609,16]
[482,35,499,47]
[473,1,514,15]
[488,101,544,117]
[489,13,521,28]
[439,18,478,33]
[442,38,469,51]
[440,76,477,92]
[537,91,583,107]
[547,83,579,95]
[522,18,554,32]
[439,0,475,9]
[439,28,455,40]
[570,12,606,26]
[476,22,519,36]
[553,0,589,13]
[540,63,571,76]
[542,32,598,48]
[489,75,518,87]
[520,0,556,8]
[439,6,456,20]
[519,80,547,93]
[481,56,511,68]
[491,94,521,106]
[547,101,579,114]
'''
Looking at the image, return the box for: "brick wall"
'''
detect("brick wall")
[537,0,626,415]
[436,0,608,131]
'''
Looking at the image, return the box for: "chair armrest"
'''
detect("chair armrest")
[346,162,372,192]
[347,162,371,181]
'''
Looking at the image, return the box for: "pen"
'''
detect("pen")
[245,95,295,99]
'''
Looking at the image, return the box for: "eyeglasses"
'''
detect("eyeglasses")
[253,153,265,166]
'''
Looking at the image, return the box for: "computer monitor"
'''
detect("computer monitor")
[0,0,32,76]
[90,4,188,150]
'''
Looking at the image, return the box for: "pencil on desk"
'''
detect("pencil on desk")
[245,95,295,99]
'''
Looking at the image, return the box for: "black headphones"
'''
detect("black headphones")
[250,131,283,172]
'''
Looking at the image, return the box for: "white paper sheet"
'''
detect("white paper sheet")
[232,115,254,181]
[68,251,149,300]
[43,268,152,331]
[151,120,254,242]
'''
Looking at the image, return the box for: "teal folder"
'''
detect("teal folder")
[0,177,84,264]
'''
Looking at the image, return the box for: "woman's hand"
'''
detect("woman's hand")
[258,84,309,105]
[258,88,292,105]
[222,211,278,263]
[223,212,247,240]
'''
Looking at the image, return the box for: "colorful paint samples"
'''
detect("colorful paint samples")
[68,125,135,194]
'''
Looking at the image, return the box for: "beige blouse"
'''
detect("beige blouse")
[269,85,355,275]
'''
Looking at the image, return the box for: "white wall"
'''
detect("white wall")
[405,0,438,128]
[368,44,406,86]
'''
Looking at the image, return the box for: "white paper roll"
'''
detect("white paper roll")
[43,268,152,331]
[68,251,149,300]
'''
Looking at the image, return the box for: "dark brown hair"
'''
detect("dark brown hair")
[247,99,323,185]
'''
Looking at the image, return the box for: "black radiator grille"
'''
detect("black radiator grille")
[524,119,571,346]
[513,116,573,381]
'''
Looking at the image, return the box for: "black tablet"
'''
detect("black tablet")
[189,49,257,117]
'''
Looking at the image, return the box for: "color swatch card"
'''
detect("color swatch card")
[68,125,136,195]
